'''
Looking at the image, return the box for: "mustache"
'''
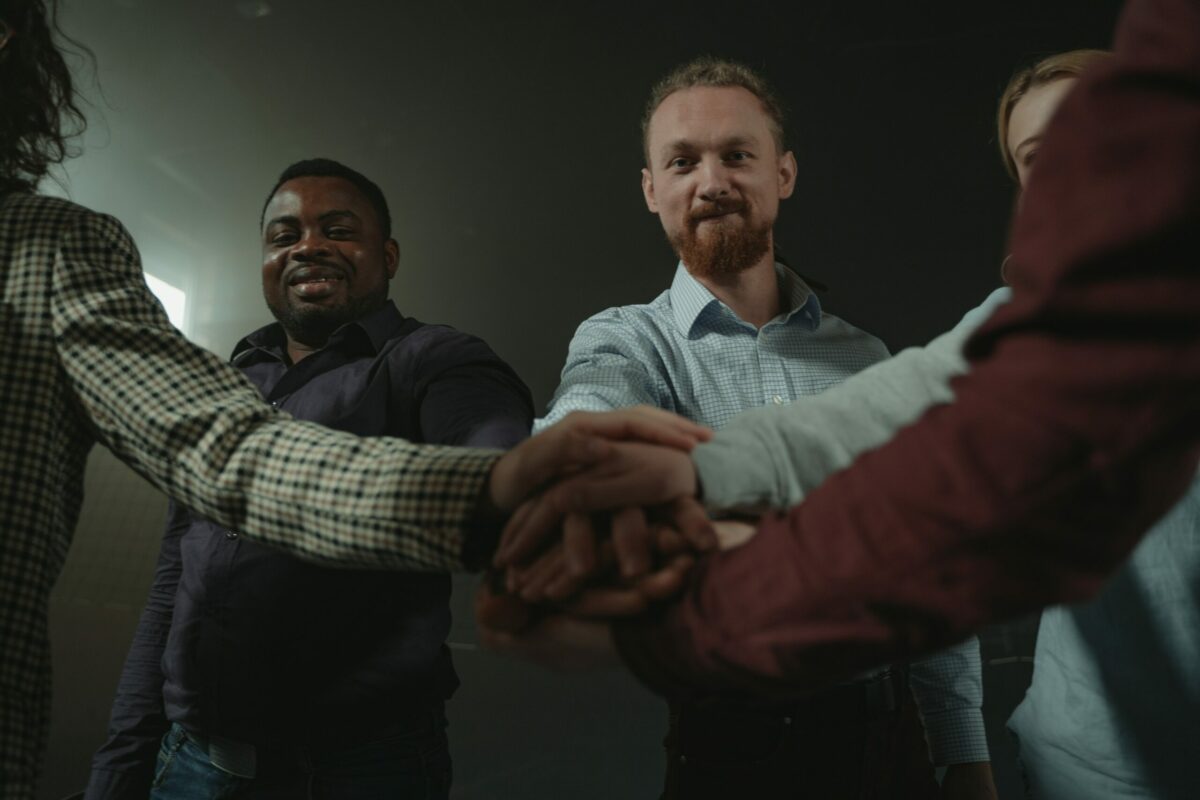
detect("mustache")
[689,199,747,223]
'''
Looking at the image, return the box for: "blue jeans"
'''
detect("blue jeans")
[149,718,452,800]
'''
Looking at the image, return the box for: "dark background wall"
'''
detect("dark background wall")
[44,1,1122,797]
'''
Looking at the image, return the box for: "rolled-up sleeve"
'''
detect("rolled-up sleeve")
[536,311,672,431]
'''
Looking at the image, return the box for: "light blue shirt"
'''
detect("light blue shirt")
[538,263,888,431]
[1009,472,1200,799]
[538,262,990,765]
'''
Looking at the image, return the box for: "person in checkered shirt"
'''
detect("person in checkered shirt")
[0,3,712,797]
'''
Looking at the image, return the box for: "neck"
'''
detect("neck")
[690,250,781,329]
[286,337,322,364]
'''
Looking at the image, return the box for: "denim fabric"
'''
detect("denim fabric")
[150,721,452,800]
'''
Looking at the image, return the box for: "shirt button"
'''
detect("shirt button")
[226,530,239,540]
[771,395,784,405]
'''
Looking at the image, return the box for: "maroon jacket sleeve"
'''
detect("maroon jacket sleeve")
[615,0,1200,700]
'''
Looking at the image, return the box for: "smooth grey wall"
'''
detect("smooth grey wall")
[43,1,1121,797]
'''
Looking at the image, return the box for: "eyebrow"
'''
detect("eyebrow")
[659,135,757,161]
[263,209,361,230]
[1014,135,1043,160]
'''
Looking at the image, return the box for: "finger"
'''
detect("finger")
[654,524,689,556]
[543,570,584,603]
[517,546,567,603]
[565,408,712,450]
[504,563,522,593]
[562,512,598,579]
[490,429,614,516]
[669,496,718,552]
[541,470,674,517]
[611,506,651,579]
[636,554,695,602]
[475,583,535,634]
[494,498,539,568]
[496,491,565,567]
[563,586,648,618]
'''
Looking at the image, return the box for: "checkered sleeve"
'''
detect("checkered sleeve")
[535,311,671,431]
[50,208,499,572]
[909,639,990,765]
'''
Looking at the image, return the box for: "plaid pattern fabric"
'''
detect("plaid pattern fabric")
[538,263,989,764]
[0,193,500,798]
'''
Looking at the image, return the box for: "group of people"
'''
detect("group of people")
[1,0,1197,799]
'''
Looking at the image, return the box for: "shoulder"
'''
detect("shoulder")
[386,317,516,370]
[814,312,890,356]
[569,291,677,354]
[4,194,137,261]
[1,195,139,280]
[3,194,127,238]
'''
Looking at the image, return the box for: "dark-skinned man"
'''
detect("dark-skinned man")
[85,159,537,799]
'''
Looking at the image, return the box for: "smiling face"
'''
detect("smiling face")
[261,175,399,351]
[641,86,796,280]
[1006,77,1076,188]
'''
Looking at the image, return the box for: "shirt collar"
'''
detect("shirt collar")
[231,300,406,365]
[668,261,822,335]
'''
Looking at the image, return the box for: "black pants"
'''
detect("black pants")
[660,670,939,800]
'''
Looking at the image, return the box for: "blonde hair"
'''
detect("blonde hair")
[997,49,1111,180]
[641,57,786,164]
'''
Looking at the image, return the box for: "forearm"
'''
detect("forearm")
[537,318,670,432]
[52,212,500,572]
[693,290,1010,512]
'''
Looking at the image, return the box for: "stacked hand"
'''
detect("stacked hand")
[479,409,757,670]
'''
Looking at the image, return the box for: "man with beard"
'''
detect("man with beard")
[536,59,994,800]
[85,159,535,799]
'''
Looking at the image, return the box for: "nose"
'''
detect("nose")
[291,230,332,261]
[697,158,732,202]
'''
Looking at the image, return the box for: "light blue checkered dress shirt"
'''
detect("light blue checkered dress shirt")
[537,262,990,765]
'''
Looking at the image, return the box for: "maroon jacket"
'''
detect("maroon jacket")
[616,0,1200,700]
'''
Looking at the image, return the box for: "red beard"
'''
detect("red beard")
[669,200,771,280]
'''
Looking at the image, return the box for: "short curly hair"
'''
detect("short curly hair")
[641,57,787,164]
[0,0,90,194]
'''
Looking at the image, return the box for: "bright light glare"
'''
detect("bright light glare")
[144,273,187,333]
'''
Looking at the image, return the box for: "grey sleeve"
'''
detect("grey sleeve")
[693,289,1012,512]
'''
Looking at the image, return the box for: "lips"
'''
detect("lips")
[690,202,747,225]
[285,265,347,300]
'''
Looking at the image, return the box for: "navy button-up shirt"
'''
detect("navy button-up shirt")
[87,301,532,797]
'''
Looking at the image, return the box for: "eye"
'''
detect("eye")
[725,151,751,162]
[326,226,355,238]
[269,231,297,246]
[668,157,694,170]
[1022,149,1038,167]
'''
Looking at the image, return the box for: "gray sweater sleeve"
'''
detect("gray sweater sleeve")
[693,288,1011,512]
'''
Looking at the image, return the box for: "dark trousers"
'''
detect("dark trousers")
[661,670,940,800]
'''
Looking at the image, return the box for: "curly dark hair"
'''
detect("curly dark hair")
[0,0,90,194]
